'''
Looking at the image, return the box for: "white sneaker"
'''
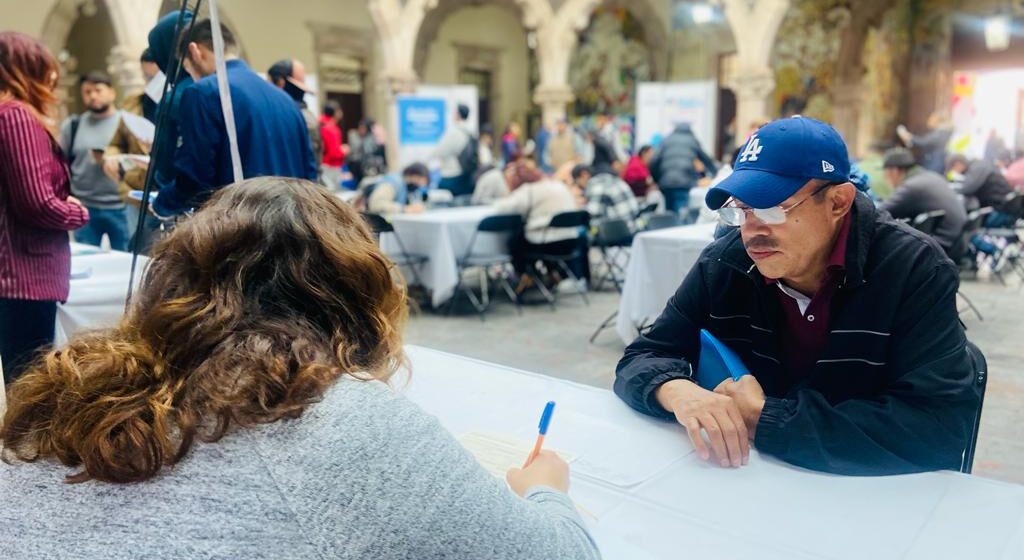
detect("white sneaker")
[557,278,588,293]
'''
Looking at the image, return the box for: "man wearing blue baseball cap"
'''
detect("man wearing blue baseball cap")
[614,116,979,475]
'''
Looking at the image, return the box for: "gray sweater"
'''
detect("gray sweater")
[0,378,600,560]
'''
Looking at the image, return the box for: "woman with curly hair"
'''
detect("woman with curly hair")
[0,178,598,560]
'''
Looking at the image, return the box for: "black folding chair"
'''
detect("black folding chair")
[955,207,993,319]
[961,341,988,474]
[447,214,523,320]
[362,212,428,288]
[644,212,683,231]
[591,218,634,292]
[910,210,945,236]
[525,210,591,309]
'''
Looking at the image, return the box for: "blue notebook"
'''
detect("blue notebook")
[695,329,750,390]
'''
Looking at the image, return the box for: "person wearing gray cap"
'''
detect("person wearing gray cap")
[880,147,967,256]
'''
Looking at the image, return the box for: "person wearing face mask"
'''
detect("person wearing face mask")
[268,58,322,178]
[59,71,154,251]
[151,20,317,218]
[361,163,428,215]
[615,116,978,476]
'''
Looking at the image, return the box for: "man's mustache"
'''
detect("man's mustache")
[744,236,779,251]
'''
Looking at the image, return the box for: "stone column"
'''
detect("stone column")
[103,0,162,94]
[524,0,600,127]
[718,0,790,129]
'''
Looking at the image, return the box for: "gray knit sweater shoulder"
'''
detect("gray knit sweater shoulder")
[0,378,600,559]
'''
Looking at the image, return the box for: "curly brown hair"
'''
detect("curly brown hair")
[1,177,408,483]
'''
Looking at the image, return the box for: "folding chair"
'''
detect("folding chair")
[961,341,988,474]
[955,207,993,319]
[644,212,683,231]
[362,212,429,288]
[447,214,523,320]
[979,192,1024,286]
[524,210,591,309]
[591,218,634,292]
[910,210,945,236]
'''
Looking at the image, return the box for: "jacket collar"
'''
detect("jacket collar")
[719,192,878,287]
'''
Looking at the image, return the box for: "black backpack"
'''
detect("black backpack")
[456,128,479,177]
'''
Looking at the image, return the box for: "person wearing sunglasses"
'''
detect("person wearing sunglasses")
[614,116,979,476]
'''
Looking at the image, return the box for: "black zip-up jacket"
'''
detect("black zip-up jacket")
[614,194,979,475]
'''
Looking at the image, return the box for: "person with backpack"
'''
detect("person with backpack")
[435,103,477,197]
[59,70,154,251]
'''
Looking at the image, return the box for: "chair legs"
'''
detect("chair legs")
[448,263,520,320]
[589,310,618,344]
[595,247,628,293]
[958,290,984,321]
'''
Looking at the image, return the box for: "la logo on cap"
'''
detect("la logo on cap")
[822,160,835,173]
[738,134,763,163]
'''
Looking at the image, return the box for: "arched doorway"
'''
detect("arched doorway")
[41,0,119,117]
[414,0,532,137]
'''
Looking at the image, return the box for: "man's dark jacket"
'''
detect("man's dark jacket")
[880,166,967,252]
[614,194,979,475]
[648,123,718,191]
[960,159,1012,210]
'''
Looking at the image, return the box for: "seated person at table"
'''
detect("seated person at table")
[614,117,978,476]
[582,163,640,226]
[946,153,1014,226]
[359,162,428,215]
[471,164,509,205]
[880,147,967,257]
[0,178,599,560]
[494,160,590,288]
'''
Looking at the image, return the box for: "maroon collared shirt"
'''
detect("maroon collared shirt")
[766,212,852,382]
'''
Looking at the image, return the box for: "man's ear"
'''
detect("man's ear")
[831,182,856,217]
[187,42,202,66]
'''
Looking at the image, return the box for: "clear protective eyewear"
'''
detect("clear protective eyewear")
[717,182,839,226]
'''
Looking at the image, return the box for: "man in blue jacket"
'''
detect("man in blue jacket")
[153,19,316,217]
[615,117,979,475]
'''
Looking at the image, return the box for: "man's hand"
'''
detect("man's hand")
[657,379,749,467]
[714,375,766,438]
[404,203,426,214]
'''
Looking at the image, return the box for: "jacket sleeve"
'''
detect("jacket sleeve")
[879,182,919,219]
[367,182,402,215]
[0,108,89,231]
[492,186,530,216]
[754,262,977,475]
[695,146,719,177]
[613,258,710,419]
[159,85,219,215]
[648,145,664,184]
[957,162,990,197]
[910,128,948,150]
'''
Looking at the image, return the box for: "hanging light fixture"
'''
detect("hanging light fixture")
[984,14,1011,51]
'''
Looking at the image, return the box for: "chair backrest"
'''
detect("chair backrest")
[549,209,590,229]
[452,194,475,208]
[594,218,633,246]
[635,202,659,220]
[477,213,524,233]
[644,212,683,231]
[961,340,988,474]
[963,207,994,236]
[1000,191,1024,219]
[911,210,946,236]
[362,212,394,234]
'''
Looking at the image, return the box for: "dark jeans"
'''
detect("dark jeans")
[984,211,1016,228]
[75,206,131,251]
[662,188,691,215]
[439,174,473,197]
[511,234,591,283]
[0,298,57,385]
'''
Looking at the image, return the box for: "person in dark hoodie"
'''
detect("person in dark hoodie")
[648,123,718,215]
[268,58,323,175]
[152,20,316,217]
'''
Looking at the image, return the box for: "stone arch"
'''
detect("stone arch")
[412,0,527,77]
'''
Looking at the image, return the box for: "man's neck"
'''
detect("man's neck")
[89,107,117,118]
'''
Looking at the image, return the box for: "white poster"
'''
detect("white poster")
[395,85,479,169]
[635,81,718,155]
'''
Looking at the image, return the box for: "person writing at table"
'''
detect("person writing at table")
[360,162,428,215]
[0,178,599,560]
[614,116,978,475]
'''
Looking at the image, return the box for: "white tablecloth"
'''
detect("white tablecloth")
[380,206,507,307]
[615,222,717,343]
[402,345,1024,560]
[56,245,147,343]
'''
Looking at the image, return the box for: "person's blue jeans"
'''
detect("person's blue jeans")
[75,206,131,251]
[662,188,691,216]
[984,211,1016,228]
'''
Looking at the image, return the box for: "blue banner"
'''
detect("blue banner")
[398,97,446,145]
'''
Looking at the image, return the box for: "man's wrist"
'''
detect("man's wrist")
[655,378,696,412]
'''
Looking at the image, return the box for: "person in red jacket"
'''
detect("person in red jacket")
[319,100,346,190]
[0,32,90,384]
[622,145,655,198]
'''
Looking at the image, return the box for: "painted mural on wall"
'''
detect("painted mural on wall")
[570,8,651,116]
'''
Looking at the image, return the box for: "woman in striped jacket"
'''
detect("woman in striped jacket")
[0,32,89,384]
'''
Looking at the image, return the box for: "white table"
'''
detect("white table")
[380,206,508,307]
[56,245,146,343]
[615,222,717,343]
[403,345,1024,560]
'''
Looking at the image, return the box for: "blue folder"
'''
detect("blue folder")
[695,329,750,390]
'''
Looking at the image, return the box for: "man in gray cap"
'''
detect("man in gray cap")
[881,147,967,256]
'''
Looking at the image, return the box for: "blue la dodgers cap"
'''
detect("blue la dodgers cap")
[706,116,851,210]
